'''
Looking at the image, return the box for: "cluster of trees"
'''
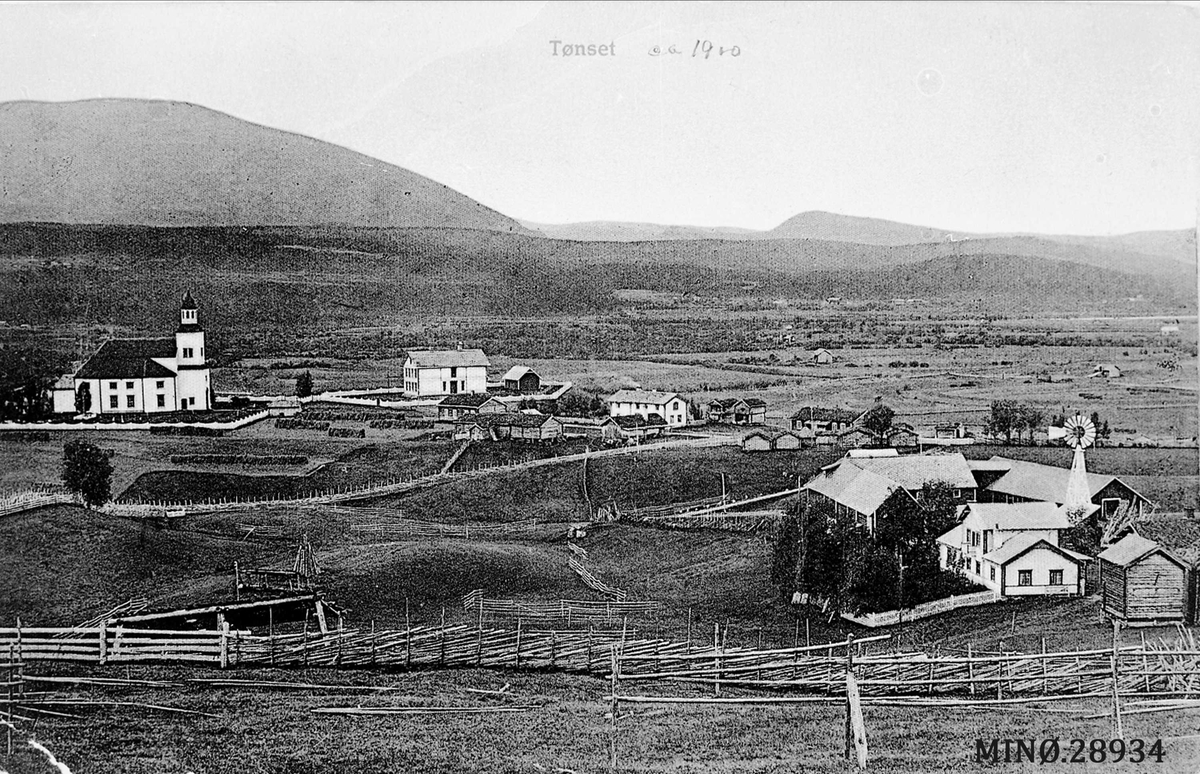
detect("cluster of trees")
[551,390,608,418]
[985,400,1046,444]
[0,349,56,422]
[772,482,979,615]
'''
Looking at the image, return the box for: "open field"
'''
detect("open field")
[7,662,1200,774]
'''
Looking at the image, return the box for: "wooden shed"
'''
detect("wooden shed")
[1097,533,1190,624]
[741,430,773,453]
[773,431,802,450]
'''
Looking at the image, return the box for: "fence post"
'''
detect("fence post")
[515,617,523,669]
[99,620,108,665]
[844,632,868,770]
[713,622,722,698]
[220,622,230,669]
[609,642,621,774]
[967,641,975,696]
[1111,620,1124,740]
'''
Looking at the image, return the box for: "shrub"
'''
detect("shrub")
[329,427,366,439]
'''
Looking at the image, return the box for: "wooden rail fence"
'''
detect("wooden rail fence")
[461,590,662,622]
[2,622,1197,702]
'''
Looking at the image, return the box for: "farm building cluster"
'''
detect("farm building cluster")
[795,444,1180,615]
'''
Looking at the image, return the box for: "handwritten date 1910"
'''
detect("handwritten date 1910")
[649,40,741,58]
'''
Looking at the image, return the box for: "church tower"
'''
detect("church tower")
[174,291,211,410]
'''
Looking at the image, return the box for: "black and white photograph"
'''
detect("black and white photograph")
[0,2,1197,771]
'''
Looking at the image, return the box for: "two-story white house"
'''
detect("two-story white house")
[54,291,212,414]
[937,501,1088,597]
[402,348,490,398]
[605,389,688,428]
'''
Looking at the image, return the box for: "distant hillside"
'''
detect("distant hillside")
[0,225,1190,344]
[762,210,967,244]
[520,220,758,242]
[522,211,1195,280]
[0,99,527,232]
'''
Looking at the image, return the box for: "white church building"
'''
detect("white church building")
[52,291,213,414]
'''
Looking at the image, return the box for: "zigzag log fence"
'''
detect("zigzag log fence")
[1,622,1196,701]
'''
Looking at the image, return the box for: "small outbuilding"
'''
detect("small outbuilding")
[1098,533,1190,624]
[502,366,542,394]
[811,348,834,365]
[773,431,802,450]
[741,430,774,453]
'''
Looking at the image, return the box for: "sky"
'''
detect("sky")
[1,1,1197,235]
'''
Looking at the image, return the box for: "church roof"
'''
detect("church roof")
[76,339,177,380]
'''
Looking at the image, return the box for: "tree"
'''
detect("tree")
[295,370,314,398]
[1021,406,1045,445]
[74,381,92,415]
[987,399,1018,443]
[860,404,895,444]
[62,439,113,508]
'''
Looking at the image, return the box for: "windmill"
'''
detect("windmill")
[1048,414,1097,524]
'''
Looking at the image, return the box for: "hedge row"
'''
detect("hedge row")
[149,426,226,437]
[169,454,309,465]
[329,427,366,439]
[0,431,51,443]
[275,419,332,431]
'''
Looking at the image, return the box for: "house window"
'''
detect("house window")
[1101,498,1121,518]
[127,395,135,408]
[125,381,134,389]
[156,380,164,389]
[182,348,194,359]
[189,397,196,407]
[974,560,981,575]
[1018,570,1033,586]
[109,381,117,390]
[989,566,995,581]
[1049,569,1064,586]
[109,395,118,409]
[450,367,458,378]
[156,395,165,408]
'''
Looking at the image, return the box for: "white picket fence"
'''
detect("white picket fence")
[0,409,269,433]
[840,590,1002,628]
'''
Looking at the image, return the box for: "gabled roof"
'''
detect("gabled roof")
[1097,533,1187,568]
[742,429,774,442]
[792,406,860,423]
[958,502,1071,532]
[75,339,178,380]
[606,389,680,405]
[984,533,1090,566]
[438,392,502,408]
[406,349,490,368]
[711,397,768,410]
[984,457,1142,504]
[848,453,976,490]
[502,365,539,381]
[803,464,905,517]
[937,522,965,547]
[613,413,668,430]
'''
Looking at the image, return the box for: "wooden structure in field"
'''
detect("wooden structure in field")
[1098,533,1190,624]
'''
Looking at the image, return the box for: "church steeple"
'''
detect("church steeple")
[178,290,200,331]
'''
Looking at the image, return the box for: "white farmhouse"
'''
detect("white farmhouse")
[55,292,213,414]
[605,389,688,428]
[402,347,490,398]
[937,502,1088,597]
